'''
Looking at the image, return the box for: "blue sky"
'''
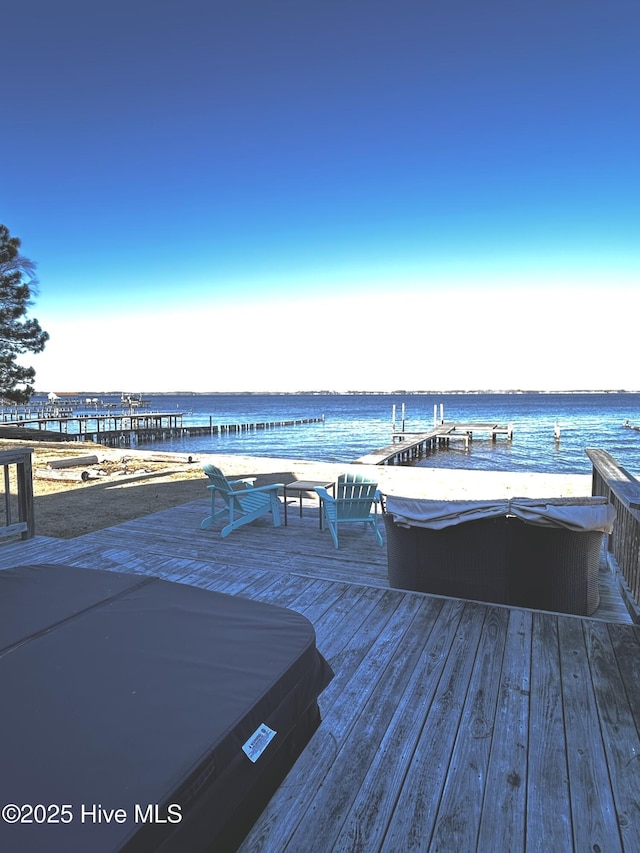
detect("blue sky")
[3,1,639,392]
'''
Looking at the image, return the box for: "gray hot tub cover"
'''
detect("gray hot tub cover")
[384,495,616,533]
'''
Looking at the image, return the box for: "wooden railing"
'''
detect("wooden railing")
[0,447,35,541]
[586,448,640,617]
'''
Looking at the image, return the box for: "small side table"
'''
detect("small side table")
[283,480,335,526]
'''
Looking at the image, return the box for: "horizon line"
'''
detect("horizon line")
[32,388,640,397]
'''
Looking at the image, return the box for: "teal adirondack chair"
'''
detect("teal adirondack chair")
[315,472,383,549]
[201,464,283,537]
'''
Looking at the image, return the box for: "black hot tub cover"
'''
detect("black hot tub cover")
[0,564,333,852]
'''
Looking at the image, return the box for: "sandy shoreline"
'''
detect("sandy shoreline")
[2,439,592,539]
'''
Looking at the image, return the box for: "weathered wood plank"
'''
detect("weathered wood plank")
[277,593,437,853]
[587,448,640,509]
[243,588,424,852]
[607,622,640,731]
[0,521,29,538]
[331,597,461,852]
[558,617,623,852]
[430,606,510,851]
[526,612,572,851]
[380,602,488,850]
[35,467,94,482]
[477,607,532,850]
[46,454,100,469]
[584,620,640,848]
[317,588,416,714]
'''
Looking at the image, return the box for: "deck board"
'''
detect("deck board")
[477,606,530,850]
[334,597,451,852]
[431,606,510,852]
[585,621,640,852]
[0,499,638,851]
[526,613,573,850]
[559,618,622,851]
[381,601,488,851]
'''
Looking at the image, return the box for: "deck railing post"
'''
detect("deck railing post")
[0,447,35,541]
[586,447,640,620]
[16,451,35,539]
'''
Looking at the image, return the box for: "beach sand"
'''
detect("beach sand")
[3,439,593,540]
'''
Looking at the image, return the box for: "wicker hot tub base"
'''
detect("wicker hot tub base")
[383,498,613,616]
[384,515,510,606]
[506,518,603,615]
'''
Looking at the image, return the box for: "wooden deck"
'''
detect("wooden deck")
[1,498,638,851]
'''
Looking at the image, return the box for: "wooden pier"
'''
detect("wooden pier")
[0,414,324,448]
[356,421,514,465]
[0,410,182,436]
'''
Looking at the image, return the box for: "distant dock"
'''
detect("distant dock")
[356,404,513,465]
[0,411,325,448]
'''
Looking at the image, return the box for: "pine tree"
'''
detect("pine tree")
[0,225,49,403]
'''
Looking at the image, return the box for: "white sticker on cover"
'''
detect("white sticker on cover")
[242,723,277,762]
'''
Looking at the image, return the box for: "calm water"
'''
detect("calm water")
[35,392,640,477]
